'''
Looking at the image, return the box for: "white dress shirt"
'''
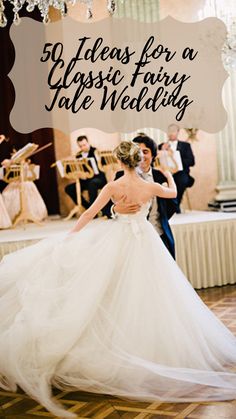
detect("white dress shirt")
[168,140,178,151]
[166,140,183,171]
[137,167,163,236]
[81,151,89,158]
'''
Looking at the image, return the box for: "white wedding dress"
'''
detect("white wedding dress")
[1,203,236,418]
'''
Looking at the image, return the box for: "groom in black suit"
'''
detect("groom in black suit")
[110,135,178,259]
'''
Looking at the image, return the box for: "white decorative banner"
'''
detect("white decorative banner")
[9,16,227,134]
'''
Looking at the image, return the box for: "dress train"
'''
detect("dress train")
[0,204,236,418]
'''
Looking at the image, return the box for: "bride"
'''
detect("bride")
[0,141,236,419]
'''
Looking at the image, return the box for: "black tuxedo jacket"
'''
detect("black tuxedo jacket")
[110,169,177,259]
[158,140,195,174]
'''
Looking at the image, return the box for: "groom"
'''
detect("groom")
[110,135,178,259]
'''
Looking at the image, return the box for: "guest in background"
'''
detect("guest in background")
[65,135,110,216]
[158,124,195,212]
[110,135,178,258]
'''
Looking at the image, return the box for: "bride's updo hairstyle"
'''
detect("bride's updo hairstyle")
[114,141,142,169]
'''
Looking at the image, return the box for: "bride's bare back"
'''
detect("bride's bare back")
[110,170,177,204]
[110,175,155,205]
[71,170,177,234]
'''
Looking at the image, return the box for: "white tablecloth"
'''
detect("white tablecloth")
[170,211,236,289]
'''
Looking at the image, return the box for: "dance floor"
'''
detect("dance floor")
[0,284,235,418]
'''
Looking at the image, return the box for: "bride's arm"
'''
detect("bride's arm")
[69,183,113,234]
[150,171,177,199]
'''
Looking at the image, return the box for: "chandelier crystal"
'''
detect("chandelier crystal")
[199,0,236,70]
[222,19,236,69]
[0,0,117,27]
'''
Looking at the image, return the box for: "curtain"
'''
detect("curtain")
[114,0,159,22]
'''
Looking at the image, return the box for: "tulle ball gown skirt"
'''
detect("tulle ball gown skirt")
[0,207,236,418]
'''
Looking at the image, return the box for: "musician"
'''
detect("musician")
[0,135,9,192]
[65,135,109,216]
[0,136,12,229]
[158,124,195,212]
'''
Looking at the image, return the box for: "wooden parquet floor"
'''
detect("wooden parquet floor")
[1,284,236,419]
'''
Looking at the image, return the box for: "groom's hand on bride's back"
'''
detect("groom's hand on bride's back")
[114,195,141,214]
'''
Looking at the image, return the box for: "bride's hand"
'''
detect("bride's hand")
[114,195,141,215]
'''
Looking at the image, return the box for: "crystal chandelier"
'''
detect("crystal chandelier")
[222,18,236,69]
[199,0,236,70]
[0,0,117,27]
